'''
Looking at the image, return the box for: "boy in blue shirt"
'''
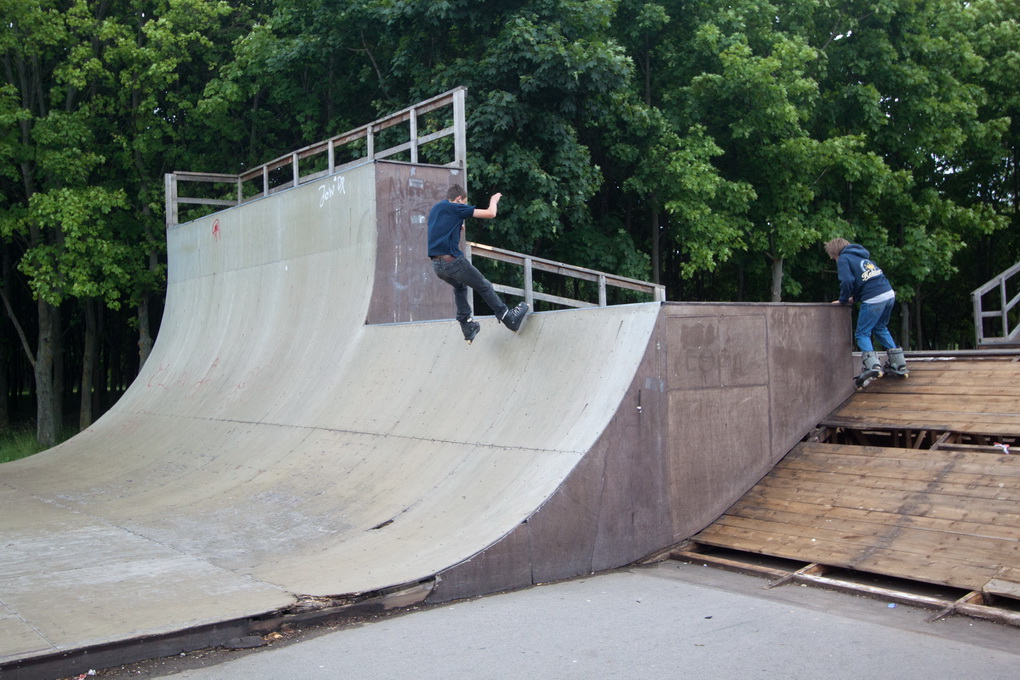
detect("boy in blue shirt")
[428,184,528,343]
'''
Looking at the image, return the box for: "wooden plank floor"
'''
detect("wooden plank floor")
[823,359,1020,438]
[693,358,1020,594]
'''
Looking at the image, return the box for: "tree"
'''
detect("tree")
[0,0,241,441]
[201,1,649,284]
[807,0,1010,347]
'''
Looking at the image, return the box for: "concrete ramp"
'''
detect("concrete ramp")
[0,160,849,671]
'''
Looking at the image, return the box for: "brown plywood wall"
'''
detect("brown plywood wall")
[431,301,853,602]
[369,162,468,325]
[662,303,852,539]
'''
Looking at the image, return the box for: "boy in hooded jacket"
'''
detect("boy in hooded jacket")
[824,238,908,384]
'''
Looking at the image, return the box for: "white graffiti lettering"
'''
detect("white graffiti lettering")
[318,175,346,207]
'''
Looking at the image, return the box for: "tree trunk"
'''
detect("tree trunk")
[0,247,10,428]
[905,297,915,350]
[35,299,57,448]
[136,181,158,370]
[138,295,153,368]
[79,300,97,428]
[770,256,784,302]
[52,303,63,433]
[0,352,8,429]
[650,204,661,285]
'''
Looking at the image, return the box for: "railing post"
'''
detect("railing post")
[453,88,467,169]
[971,291,982,347]
[972,263,1020,346]
[524,257,534,309]
[598,274,607,307]
[1001,279,1009,340]
[164,173,177,229]
[410,108,419,164]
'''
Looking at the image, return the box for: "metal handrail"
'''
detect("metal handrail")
[971,261,1020,346]
[466,241,666,309]
[162,88,665,310]
[165,88,467,228]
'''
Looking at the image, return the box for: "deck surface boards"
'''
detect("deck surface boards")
[694,359,1020,594]
[822,360,1020,436]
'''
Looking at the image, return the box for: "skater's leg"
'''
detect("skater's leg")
[451,285,473,322]
[432,260,475,321]
[854,302,883,351]
[442,257,509,317]
[871,298,898,351]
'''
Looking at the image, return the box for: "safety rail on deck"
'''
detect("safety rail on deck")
[972,262,1020,347]
[161,86,664,309]
[466,242,666,309]
[164,87,467,229]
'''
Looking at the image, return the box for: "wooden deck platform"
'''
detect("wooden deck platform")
[824,359,1020,444]
[679,358,1020,625]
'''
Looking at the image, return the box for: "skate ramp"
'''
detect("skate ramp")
[0,160,850,670]
[0,161,658,660]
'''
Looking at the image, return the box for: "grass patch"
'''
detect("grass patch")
[0,425,78,464]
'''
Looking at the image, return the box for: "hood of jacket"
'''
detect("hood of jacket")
[840,243,870,260]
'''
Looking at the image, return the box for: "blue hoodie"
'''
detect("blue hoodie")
[836,243,893,304]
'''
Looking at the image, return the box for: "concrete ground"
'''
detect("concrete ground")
[93,561,1019,680]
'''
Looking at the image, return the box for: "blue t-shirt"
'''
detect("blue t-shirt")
[427,200,475,258]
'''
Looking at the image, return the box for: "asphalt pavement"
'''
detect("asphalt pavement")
[94,560,1020,680]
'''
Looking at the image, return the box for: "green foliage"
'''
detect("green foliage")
[0,426,46,464]
[22,186,132,307]
[201,0,1018,311]
[1,0,1018,414]
[604,0,1017,312]
[630,125,755,277]
[0,424,77,463]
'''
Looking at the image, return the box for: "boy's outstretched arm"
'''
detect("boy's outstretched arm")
[472,193,502,219]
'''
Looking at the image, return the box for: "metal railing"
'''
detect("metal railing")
[164,87,467,228]
[162,86,666,308]
[972,262,1020,346]
[467,242,666,309]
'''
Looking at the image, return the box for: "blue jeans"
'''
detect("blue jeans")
[855,298,898,351]
[432,257,508,322]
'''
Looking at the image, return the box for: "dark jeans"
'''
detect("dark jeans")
[432,256,508,322]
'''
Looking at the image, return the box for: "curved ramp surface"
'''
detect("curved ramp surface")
[1,161,851,668]
[0,162,660,663]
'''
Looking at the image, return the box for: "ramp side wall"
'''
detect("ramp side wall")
[430,301,853,602]
[660,302,853,537]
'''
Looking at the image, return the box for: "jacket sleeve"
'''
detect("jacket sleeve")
[836,256,855,303]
